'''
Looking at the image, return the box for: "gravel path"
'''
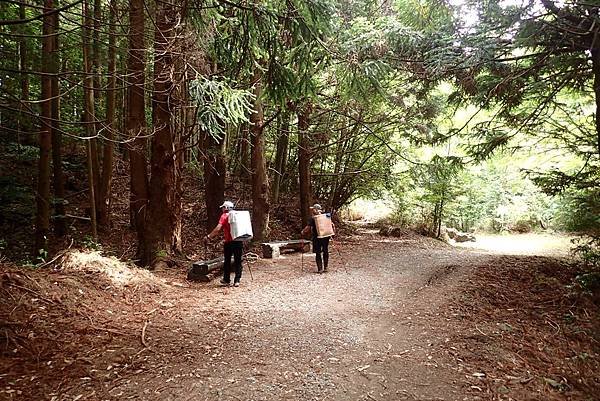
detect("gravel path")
[106,230,501,401]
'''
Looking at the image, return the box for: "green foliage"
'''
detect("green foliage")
[36,248,48,264]
[392,150,566,234]
[1,0,597,258]
[444,1,598,159]
[393,0,454,34]
[0,175,34,223]
[575,271,600,293]
[5,143,39,163]
[571,236,600,270]
[203,0,333,105]
[189,77,255,140]
[389,172,420,227]
[550,189,600,232]
[308,97,401,210]
[450,158,556,233]
[0,175,31,204]
[411,155,463,235]
[444,168,487,232]
[334,15,423,100]
[186,159,203,176]
[82,235,102,251]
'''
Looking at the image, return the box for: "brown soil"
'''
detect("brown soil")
[1,229,598,401]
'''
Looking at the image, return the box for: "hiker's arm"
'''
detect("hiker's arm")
[206,224,222,241]
[301,225,311,238]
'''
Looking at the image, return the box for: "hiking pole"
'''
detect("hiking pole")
[246,256,254,280]
[243,242,254,281]
[331,238,348,273]
[301,243,304,272]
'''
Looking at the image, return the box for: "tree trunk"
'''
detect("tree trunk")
[203,131,226,230]
[127,0,150,263]
[239,123,250,182]
[250,77,270,242]
[328,116,347,211]
[435,198,444,238]
[92,0,103,140]
[183,79,196,163]
[592,47,600,157]
[298,103,312,226]
[49,9,66,237]
[271,111,290,203]
[35,0,55,255]
[82,0,98,239]
[88,0,102,215]
[145,0,184,266]
[18,3,32,146]
[97,0,117,228]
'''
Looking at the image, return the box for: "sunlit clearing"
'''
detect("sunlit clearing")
[454,233,574,257]
[344,198,394,222]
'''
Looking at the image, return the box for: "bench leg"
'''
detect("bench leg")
[261,245,281,259]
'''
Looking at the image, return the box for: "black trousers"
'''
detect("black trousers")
[223,241,243,283]
[312,237,330,271]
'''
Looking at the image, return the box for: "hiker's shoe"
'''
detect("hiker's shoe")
[233,282,240,287]
[317,269,323,274]
[219,279,231,286]
[323,267,328,273]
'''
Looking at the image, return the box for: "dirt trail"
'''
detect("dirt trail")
[105,230,501,401]
[3,230,591,401]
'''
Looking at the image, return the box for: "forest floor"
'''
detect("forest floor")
[1,228,599,401]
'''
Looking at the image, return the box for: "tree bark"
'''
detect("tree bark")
[203,131,226,230]
[145,0,184,266]
[50,9,66,237]
[18,3,32,146]
[126,0,150,262]
[250,77,270,242]
[271,111,290,203]
[88,0,101,215]
[92,0,103,142]
[97,0,117,228]
[82,0,97,239]
[435,198,444,238]
[298,103,313,226]
[239,123,250,182]
[328,115,347,211]
[592,47,600,157]
[35,0,54,255]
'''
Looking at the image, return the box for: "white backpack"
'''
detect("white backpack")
[228,210,253,241]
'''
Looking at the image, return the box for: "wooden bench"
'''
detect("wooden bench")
[261,240,311,259]
[187,257,223,282]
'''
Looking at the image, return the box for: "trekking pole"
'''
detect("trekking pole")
[243,242,254,281]
[332,238,348,273]
[301,243,304,272]
[246,257,254,280]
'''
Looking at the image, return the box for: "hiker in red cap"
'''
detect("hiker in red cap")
[205,201,243,287]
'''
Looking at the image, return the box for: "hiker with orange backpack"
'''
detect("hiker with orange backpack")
[301,204,335,273]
